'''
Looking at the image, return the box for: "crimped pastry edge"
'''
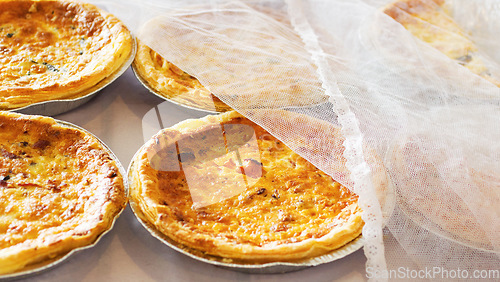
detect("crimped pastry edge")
[0,112,128,278]
[0,0,135,111]
[128,110,365,267]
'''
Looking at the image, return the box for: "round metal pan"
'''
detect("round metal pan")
[127,154,363,274]
[0,120,129,280]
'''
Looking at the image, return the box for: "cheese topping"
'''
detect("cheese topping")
[0,111,126,275]
[131,111,363,262]
[0,0,133,109]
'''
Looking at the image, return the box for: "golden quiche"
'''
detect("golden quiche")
[0,0,134,110]
[133,41,232,113]
[129,111,364,263]
[133,4,329,113]
[383,0,500,87]
[0,111,127,275]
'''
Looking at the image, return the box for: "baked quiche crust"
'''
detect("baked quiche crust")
[0,0,134,110]
[133,3,330,113]
[129,111,364,262]
[383,0,500,87]
[0,111,127,275]
[133,40,233,113]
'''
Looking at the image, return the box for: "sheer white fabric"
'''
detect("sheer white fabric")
[95,0,500,280]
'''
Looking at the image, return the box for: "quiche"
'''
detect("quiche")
[0,111,127,275]
[133,4,329,113]
[129,110,364,263]
[0,0,134,110]
[133,40,232,113]
[383,0,500,87]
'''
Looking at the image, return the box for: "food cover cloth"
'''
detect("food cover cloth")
[92,0,500,280]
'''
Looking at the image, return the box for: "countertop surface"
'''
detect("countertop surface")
[15,68,368,282]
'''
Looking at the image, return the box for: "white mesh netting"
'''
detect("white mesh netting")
[95,0,500,280]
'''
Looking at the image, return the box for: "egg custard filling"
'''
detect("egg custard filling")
[0,111,126,275]
[130,111,364,263]
[0,0,133,110]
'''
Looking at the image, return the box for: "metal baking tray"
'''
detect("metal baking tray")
[9,38,136,117]
[0,119,129,280]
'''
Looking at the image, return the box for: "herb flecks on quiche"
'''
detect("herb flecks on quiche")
[0,111,126,275]
[0,0,133,110]
[130,111,363,263]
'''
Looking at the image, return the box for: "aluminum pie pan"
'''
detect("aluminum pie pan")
[131,62,227,114]
[127,156,363,274]
[0,119,129,281]
[9,37,136,117]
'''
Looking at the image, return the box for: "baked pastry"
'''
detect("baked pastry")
[0,0,134,110]
[0,111,127,275]
[133,41,233,113]
[133,4,329,112]
[383,0,500,87]
[129,110,364,263]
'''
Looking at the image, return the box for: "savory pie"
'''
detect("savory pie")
[129,110,364,263]
[0,111,127,275]
[383,0,500,87]
[133,3,329,112]
[0,0,134,110]
[133,41,233,113]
